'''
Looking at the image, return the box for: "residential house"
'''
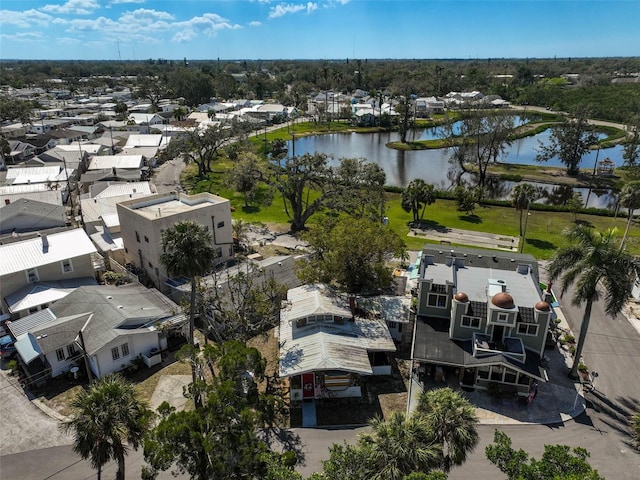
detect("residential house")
[415,97,445,116]
[412,246,550,397]
[1,123,28,139]
[0,190,64,211]
[116,192,234,292]
[0,228,103,320]
[279,284,396,402]
[11,283,184,386]
[80,181,155,264]
[7,140,36,163]
[0,198,66,234]
[127,113,166,133]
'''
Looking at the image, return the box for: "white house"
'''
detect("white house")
[12,283,184,385]
[279,284,396,402]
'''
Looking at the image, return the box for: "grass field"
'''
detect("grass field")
[182,164,638,260]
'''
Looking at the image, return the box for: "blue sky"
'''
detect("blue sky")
[1,1,638,60]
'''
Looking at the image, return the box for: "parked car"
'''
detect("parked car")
[0,335,16,359]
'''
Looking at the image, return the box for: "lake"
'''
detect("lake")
[288,129,624,209]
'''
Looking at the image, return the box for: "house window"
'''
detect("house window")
[504,371,517,384]
[135,231,140,242]
[61,258,73,273]
[307,316,316,324]
[427,294,447,308]
[56,348,65,362]
[388,321,398,329]
[121,343,130,357]
[517,323,538,336]
[461,316,481,329]
[215,247,222,258]
[496,312,510,323]
[217,221,225,228]
[67,344,77,358]
[111,347,120,361]
[26,268,39,283]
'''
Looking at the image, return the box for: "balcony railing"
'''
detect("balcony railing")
[473,333,526,364]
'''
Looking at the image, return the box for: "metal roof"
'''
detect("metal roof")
[87,155,143,171]
[279,285,396,378]
[0,228,98,276]
[8,308,57,338]
[4,277,98,313]
[124,134,162,148]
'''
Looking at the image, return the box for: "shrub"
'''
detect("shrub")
[6,359,18,375]
[487,381,503,399]
[578,363,588,372]
[564,334,576,344]
[630,410,640,450]
[569,345,577,356]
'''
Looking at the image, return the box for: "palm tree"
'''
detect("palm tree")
[619,181,640,250]
[401,179,436,225]
[161,221,217,407]
[416,387,479,472]
[510,183,536,236]
[161,220,217,346]
[547,225,640,379]
[61,374,152,480]
[359,411,441,480]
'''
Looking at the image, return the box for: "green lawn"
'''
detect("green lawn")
[183,163,639,259]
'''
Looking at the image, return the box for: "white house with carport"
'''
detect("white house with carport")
[12,283,185,385]
[279,284,396,402]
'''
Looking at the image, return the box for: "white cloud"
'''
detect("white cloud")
[111,0,146,4]
[172,13,242,43]
[249,20,262,27]
[0,32,43,42]
[42,0,100,15]
[57,36,80,44]
[269,2,317,19]
[119,8,175,22]
[0,9,53,28]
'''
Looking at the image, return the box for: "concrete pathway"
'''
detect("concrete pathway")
[408,226,520,252]
[301,399,317,427]
[149,375,191,412]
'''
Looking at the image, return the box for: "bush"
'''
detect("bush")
[487,381,503,399]
[578,363,588,372]
[564,334,576,344]
[6,359,18,375]
[630,410,640,450]
[569,345,577,356]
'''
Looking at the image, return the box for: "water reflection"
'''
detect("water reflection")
[289,129,624,209]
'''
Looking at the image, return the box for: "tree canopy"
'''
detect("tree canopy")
[535,107,599,175]
[144,341,296,480]
[486,429,604,480]
[297,216,406,295]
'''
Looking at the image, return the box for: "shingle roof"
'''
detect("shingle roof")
[48,283,180,355]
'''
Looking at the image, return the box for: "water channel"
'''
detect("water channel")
[287,127,624,210]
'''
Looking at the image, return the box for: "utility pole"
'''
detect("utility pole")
[78,329,94,384]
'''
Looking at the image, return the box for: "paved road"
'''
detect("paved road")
[0,369,72,457]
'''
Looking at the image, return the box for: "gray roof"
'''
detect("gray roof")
[413,316,546,381]
[421,245,539,279]
[31,312,92,354]
[0,199,66,233]
[48,283,181,355]
[279,284,396,378]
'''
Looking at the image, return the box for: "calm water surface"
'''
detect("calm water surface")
[288,130,623,209]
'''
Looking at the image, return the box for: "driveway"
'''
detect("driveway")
[0,368,73,456]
